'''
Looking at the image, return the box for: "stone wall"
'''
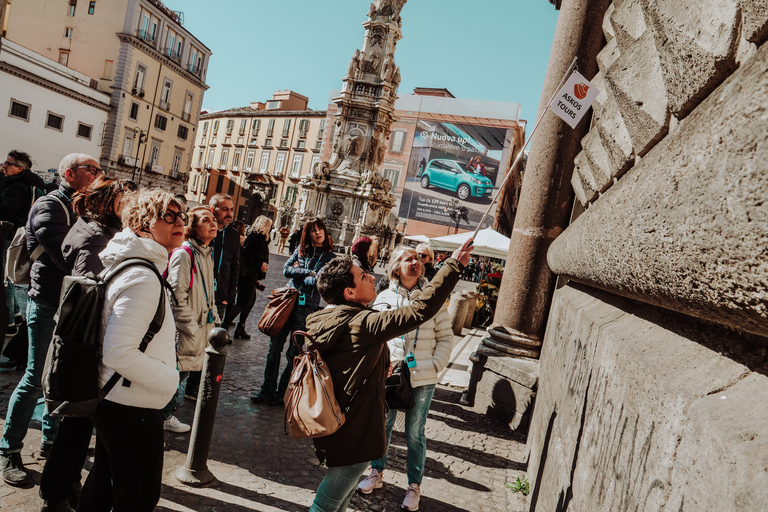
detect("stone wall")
[528,0,768,509]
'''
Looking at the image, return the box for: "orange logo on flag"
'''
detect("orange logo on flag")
[574,83,589,100]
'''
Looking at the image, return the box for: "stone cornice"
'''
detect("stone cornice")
[200,110,328,120]
[117,33,209,91]
[0,61,110,112]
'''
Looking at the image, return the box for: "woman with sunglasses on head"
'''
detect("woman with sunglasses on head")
[357,245,454,511]
[38,177,135,511]
[251,217,335,406]
[76,188,184,512]
[415,243,437,281]
[160,207,220,434]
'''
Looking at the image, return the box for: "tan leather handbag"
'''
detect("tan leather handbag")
[284,331,383,439]
[258,287,299,337]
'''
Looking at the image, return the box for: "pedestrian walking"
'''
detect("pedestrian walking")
[251,217,335,406]
[303,238,473,512]
[277,225,290,254]
[288,228,301,254]
[76,189,184,512]
[161,206,220,434]
[221,215,271,339]
[38,176,134,511]
[0,153,100,487]
[379,245,389,268]
[358,246,454,510]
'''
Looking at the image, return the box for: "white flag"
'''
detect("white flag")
[549,71,600,129]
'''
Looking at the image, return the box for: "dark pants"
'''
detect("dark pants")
[40,416,92,501]
[222,272,258,330]
[258,306,315,400]
[77,400,164,512]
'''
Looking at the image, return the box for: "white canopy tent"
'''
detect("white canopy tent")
[429,228,511,259]
[403,234,430,244]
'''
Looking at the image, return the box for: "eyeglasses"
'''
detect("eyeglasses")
[76,164,104,176]
[2,160,19,168]
[161,210,188,225]
[417,253,430,259]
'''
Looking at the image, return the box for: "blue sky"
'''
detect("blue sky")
[167,0,560,126]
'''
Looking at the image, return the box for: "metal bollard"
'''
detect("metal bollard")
[175,327,229,487]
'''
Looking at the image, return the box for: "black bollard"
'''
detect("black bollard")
[175,327,229,487]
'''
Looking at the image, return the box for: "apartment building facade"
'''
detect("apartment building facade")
[187,91,327,225]
[1,0,211,192]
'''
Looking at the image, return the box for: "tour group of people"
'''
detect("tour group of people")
[0,149,473,512]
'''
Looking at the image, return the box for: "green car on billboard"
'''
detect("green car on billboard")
[419,159,493,200]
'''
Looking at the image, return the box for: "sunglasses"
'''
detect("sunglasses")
[417,253,430,259]
[2,160,20,168]
[76,164,104,176]
[161,210,188,225]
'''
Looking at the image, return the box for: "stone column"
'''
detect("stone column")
[463,0,611,430]
[484,0,610,357]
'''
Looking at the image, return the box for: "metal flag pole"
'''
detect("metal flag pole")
[468,56,578,242]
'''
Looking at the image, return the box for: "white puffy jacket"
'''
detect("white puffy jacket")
[373,278,454,388]
[97,229,179,409]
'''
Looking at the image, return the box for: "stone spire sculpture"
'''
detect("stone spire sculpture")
[301,0,406,247]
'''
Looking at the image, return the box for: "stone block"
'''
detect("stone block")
[549,40,768,338]
[609,0,647,53]
[571,152,599,205]
[581,130,612,192]
[526,284,768,512]
[593,95,634,177]
[643,0,740,117]
[470,354,538,432]
[605,30,670,157]
[742,0,768,45]
[596,37,620,72]
[602,2,615,43]
[570,168,590,205]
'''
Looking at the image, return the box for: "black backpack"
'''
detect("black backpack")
[42,258,175,417]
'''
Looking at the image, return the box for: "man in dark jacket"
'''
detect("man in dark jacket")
[0,151,45,334]
[303,238,472,512]
[0,153,100,486]
[210,193,240,319]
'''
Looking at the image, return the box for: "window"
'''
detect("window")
[290,155,303,178]
[239,119,247,136]
[252,119,261,134]
[102,60,113,79]
[226,119,234,135]
[317,119,326,139]
[133,64,146,95]
[264,138,272,147]
[284,186,298,207]
[282,119,291,137]
[259,153,270,173]
[68,0,76,16]
[154,114,167,131]
[160,78,171,110]
[315,138,323,150]
[245,151,255,172]
[58,51,69,66]
[215,175,224,193]
[233,149,242,171]
[227,180,235,196]
[390,130,406,153]
[267,101,280,110]
[219,148,229,169]
[383,168,400,188]
[177,125,188,140]
[65,27,73,38]
[190,174,199,192]
[129,101,139,120]
[88,1,95,15]
[202,121,208,136]
[123,136,134,160]
[207,149,215,168]
[274,153,285,175]
[77,122,93,140]
[213,120,219,134]
[297,140,305,149]
[149,143,160,166]
[311,156,320,173]
[171,152,182,177]
[196,149,204,167]
[266,119,274,136]
[46,112,64,131]
[9,100,30,121]
[201,172,210,192]
[188,46,200,73]
[298,119,309,137]
[279,139,287,148]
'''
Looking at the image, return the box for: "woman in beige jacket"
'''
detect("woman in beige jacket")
[161,206,220,432]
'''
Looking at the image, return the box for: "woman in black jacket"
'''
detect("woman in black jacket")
[222,215,272,339]
[38,176,135,511]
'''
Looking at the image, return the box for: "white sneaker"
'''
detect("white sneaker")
[357,469,383,494]
[163,415,191,433]
[401,483,420,511]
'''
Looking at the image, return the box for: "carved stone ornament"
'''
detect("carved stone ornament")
[331,202,344,216]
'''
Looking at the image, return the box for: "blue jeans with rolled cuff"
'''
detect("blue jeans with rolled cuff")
[309,460,370,512]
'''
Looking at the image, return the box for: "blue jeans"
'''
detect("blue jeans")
[0,298,59,453]
[371,384,436,485]
[258,306,314,400]
[310,460,369,512]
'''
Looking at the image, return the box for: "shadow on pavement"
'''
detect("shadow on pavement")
[158,480,308,512]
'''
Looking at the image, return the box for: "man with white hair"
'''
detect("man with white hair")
[0,153,101,487]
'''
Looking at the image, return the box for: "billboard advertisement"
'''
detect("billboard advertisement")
[398,119,516,232]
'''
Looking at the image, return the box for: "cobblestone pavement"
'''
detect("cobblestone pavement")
[0,253,530,511]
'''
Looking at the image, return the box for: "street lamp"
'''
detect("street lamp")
[131,127,148,185]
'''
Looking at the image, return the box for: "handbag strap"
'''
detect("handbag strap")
[291,330,384,412]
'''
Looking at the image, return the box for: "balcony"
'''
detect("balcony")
[136,29,156,46]
[162,46,181,63]
[159,100,170,111]
[118,155,138,167]
[181,111,191,122]
[187,61,202,77]
[131,87,145,98]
